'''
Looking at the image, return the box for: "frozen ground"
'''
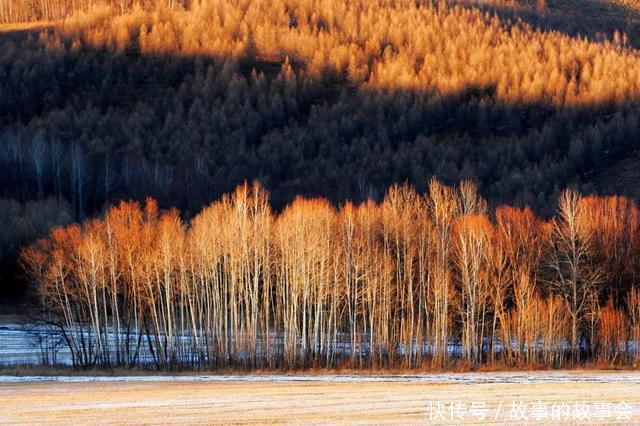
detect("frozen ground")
[0,372,639,424]
[2,370,640,384]
[0,323,72,365]
[1,321,636,368]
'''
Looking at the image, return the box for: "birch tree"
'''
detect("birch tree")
[546,189,602,362]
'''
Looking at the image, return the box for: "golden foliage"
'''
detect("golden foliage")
[21,180,640,368]
[20,0,640,108]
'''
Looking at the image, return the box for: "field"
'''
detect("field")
[0,372,639,424]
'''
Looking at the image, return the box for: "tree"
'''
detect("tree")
[426,178,459,366]
[29,134,46,199]
[495,206,546,364]
[546,189,602,362]
[453,214,493,367]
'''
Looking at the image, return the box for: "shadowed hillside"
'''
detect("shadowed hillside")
[460,0,640,45]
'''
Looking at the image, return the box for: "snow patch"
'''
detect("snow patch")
[2,371,640,384]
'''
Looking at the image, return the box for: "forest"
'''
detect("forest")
[20,181,640,369]
[1,0,640,368]
[3,0,640,213]
[3,0,640,303]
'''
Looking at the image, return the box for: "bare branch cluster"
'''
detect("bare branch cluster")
[20,181,640,369]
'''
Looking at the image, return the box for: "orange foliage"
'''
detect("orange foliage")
[20,180,640,369]
[20,0,640,109]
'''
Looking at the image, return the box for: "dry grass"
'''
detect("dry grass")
[0,373,639,424]
[1,362,637,377]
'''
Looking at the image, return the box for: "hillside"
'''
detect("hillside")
[2,0,640,302]
[2,1,640,209]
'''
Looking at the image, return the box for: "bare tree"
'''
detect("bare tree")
[453,214,492,366]
[427,178,459,366]
[19,182,640,370]
[546,189,602,362]
[30,134,46,199]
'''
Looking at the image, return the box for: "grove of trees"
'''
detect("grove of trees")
[20,181,640,369]
[0,0,183,23]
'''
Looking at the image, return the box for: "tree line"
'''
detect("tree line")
[0,0,182,23]
[3,0,639,51]
[20,181,640,369]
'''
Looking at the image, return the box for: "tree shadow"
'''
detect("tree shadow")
[463,0,640,46]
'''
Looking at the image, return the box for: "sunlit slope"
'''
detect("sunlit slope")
[55,1,640,106]
[2,0,640,212]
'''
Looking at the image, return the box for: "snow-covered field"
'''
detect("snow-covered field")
[0,372,639,424]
